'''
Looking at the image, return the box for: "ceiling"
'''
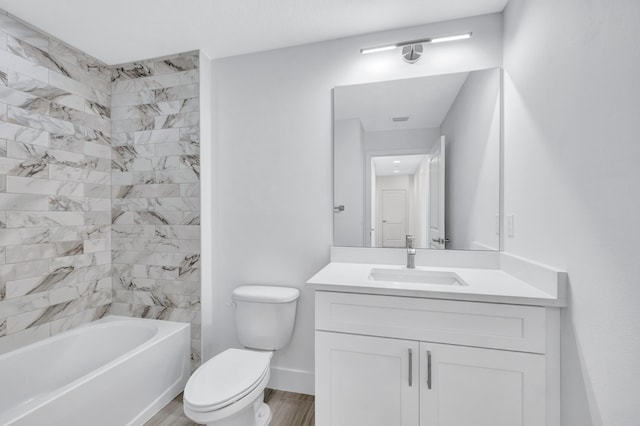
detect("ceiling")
[0,0,508,65]
[374,154,427,177]
[334,72,469,132]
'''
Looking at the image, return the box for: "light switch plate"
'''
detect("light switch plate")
[507,215,515,237]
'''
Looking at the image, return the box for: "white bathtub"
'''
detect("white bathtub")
[0,316,191,426]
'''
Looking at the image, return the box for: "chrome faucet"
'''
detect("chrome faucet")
[406,235,416,269]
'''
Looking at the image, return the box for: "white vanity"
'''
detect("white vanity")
[307,248,566,426]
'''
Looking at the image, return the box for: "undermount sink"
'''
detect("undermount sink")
[368,268,468,286]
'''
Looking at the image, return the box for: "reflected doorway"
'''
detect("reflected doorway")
[371,154,429,248]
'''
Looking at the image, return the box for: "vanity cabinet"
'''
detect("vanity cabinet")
[316,332,419,426]
[314,291,559,426]
[418,342,545,426]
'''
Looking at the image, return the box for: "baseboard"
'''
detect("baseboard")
[268,366,315,396]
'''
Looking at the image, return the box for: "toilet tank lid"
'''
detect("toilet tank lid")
[232,286,300,303]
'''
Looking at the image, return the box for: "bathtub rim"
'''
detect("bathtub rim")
[0,315,189,360]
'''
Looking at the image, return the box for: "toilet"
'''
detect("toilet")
[183,285,300,426]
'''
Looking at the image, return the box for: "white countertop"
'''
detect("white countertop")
[306,262,566,307]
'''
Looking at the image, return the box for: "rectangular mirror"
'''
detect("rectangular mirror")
[333,68,501,250]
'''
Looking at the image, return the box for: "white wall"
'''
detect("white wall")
[441,68,501,251]
[207,12,503,393]
[333,119,364,246]
[364,128,440,153]
[503,0,640,425]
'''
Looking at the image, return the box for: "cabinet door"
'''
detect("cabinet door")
[316,331,419,426]
[419,342,546,426]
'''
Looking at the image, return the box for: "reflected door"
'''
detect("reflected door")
[381,189,407,247]
[429,136,446,249]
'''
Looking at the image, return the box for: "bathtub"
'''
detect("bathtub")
[0,316,191,426]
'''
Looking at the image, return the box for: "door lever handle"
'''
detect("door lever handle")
[431,237,450,244]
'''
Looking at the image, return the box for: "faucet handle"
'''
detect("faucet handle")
[405,235,415,249]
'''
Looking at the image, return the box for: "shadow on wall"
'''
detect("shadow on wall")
[561,280,602,426]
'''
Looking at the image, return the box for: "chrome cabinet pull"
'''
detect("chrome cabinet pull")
[408,348,413,386]
[427,350,432,389]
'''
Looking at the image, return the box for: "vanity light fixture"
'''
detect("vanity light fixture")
[360,32,472,63]
[393,160,401,164]
[429,33,473,44]
[360,44,397,54]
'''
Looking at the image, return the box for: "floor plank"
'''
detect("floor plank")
[145,389,315,426]
[145,393,196,426]
[265,388,315,426]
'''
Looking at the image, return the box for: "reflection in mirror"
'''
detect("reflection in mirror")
[333,68,501,251]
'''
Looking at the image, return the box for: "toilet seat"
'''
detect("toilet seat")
[184,348,272,413]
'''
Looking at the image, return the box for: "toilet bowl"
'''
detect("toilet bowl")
[183,285,300,426]
[183,349,273,426]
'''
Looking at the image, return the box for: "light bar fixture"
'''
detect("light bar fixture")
[429,33,473,44]
[360,32,472,55]
[360,44,398,54]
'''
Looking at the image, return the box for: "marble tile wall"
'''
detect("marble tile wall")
[0,12,112,352]
[108,52,201,367]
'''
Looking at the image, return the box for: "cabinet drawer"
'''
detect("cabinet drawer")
[315,291,546,353]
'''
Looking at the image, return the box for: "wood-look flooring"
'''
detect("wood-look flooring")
[145,389,315,426]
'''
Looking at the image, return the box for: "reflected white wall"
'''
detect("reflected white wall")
[333,119,364,246]
[441,68,501,250]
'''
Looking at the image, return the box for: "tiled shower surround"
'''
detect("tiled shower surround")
[109,53,201,365]
[0,11,201,365]
[0,13,112,346]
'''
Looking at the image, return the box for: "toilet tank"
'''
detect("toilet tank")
[232,286,300,351]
